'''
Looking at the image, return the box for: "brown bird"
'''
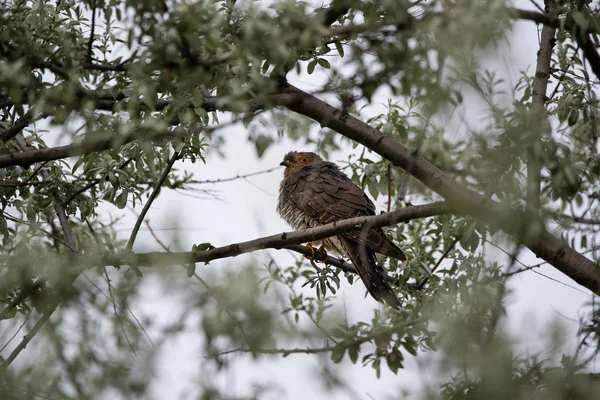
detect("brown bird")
[277,151,406,309]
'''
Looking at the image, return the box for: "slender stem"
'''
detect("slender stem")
[2,303,57,368]
[86,0,97,62]
[14,136,78,253]
[126,151,180,252]
[416,236,460,290]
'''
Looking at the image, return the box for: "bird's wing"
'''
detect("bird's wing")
[283,162,406,260]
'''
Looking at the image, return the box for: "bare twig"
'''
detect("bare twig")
[194,167,280,184]
[206,319,420,360]
[387,163,392,213]
[416,235,460,290]
[2,302,57,368]
[126,151,180,252]
[86,0,97,62]
[14,136,78,253]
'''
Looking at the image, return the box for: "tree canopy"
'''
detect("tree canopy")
[1,0,600,399]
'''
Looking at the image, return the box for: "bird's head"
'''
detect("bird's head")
[280,151,323,178]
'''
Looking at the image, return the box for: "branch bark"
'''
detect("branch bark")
[279,84,600,296]
[528,1,556,216]
[103,202,449,268]
[0,127,181,169]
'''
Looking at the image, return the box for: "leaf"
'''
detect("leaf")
[186,263,196,277]
[330,346,345,364]
[115,190,128,209]
[335,42,344,58]
[193,242,213,251]
[253,135,274,158]
[402,338,418,357]
[348,345,360,364]
[317,58,331,69]
[71,158,85,173]
[307,59,317,74]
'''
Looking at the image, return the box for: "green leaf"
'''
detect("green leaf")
[193,242,213,251]
[307,59,317,74]
[253,135,274,158]
[348,345,359,364]
[317,58,331,69]
[330,346,345,364]
[115,190,128,209]
[335,42,344,58]
[186,263,196,277]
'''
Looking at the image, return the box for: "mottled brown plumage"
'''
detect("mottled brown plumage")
[277,151,405,309]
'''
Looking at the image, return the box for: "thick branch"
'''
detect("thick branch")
[0,112,48,142]
[0,127,181,169]
[279,84,600,296]
[107,202,449,268]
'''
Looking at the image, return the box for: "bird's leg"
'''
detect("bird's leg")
[304,242,317,260]
[316,245,328,263]
[304,243,329,263]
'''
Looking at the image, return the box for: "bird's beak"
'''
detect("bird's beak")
[280,160,289,167]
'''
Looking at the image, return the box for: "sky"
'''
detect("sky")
[2,1,598,399]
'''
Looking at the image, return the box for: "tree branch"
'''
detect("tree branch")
[14,136,78,253]
[126,151,180,252]
[527,0,556,216]
[279,84,600,296]
[511,6,600,81]
[1,301,58,368]
[0,126,183,169]
[0,111,48,142]
[105,202,449,268]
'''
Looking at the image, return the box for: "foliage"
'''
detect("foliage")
[0,0,600,399]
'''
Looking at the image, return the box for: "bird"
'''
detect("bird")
[277,151,406,309]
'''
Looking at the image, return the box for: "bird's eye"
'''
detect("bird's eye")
[301,158,308,163]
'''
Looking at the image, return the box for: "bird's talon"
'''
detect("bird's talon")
[316,245,328,263]
[304,243,317,260]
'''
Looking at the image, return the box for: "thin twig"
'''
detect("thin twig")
[416,236,460,290]
[2,303,57,368]
[126,151,180,251]
[86,0,97,62]
[14,136,78,253]
[387,163,392,213]
[103,267,136,354]
[206,319,420,360]
[194,167,280,184]
[64,157,133,206]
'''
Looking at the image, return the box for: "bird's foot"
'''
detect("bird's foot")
[304,243,328,263]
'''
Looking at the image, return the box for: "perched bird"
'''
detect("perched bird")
[277,151,406,309]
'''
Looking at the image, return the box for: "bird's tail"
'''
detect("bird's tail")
[342,238,402,310]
